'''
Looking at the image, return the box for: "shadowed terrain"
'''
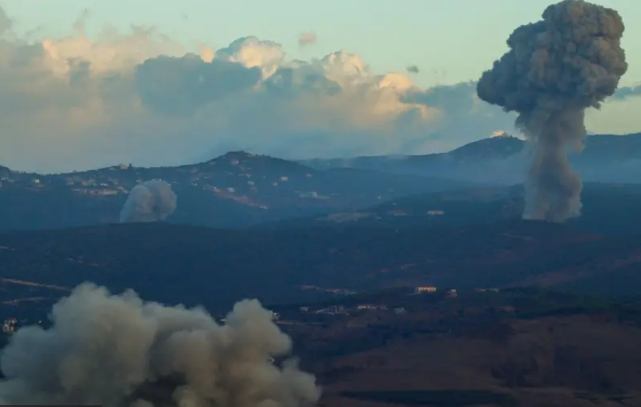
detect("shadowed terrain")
[277,287,641,407]
[265,182,641,236]
[1,220,641,319]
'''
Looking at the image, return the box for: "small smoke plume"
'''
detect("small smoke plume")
[297,32,316,48]
[477,0,627,222]
[0,283,321,407]
[406,65,419,74]
[120,179,177,223]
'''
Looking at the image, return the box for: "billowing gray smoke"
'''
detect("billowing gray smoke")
[0,283,321,407]
[477,0,627,222]
[120,179,177,223]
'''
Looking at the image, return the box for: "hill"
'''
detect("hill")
[301,132,641,185]
[2,220,641,320]
[0,151,472,231]
[279,287,641,407]
[111,285,641,407]
[264,182,641,236]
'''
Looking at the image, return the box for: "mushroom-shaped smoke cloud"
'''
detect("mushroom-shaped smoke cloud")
[0,283,321,407]
[120,179,177,223]
[477,0,628,222]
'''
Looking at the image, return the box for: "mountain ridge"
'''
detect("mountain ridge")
[0,151,474,231]
[300,132,641,184]
[301,132,641,165]
[2,132,640,176]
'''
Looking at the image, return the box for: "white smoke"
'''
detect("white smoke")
[0,282,321,407]
[120,179,177,223]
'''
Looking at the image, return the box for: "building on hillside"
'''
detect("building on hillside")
[415,286,437,294]
[268,311,280,321]
[315,305,347,315]
[357,304,387,311]
[2,318,17,334]
[475,288,500,293]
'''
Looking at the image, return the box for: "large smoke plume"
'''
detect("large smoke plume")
[477,0,627,222]
[120,179,177,223]
[0,283,321,407]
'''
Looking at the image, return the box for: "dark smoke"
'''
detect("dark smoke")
[0,283,321,407]
[120,179,177,223]
[406,65,420,74]
[477,0,627,222]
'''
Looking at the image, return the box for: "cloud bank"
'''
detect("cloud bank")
[0,8,637,173]
[0,283,321,407]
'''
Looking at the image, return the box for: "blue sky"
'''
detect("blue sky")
[1,0,639,87]
[0,0,638,172]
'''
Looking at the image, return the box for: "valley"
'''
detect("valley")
[2,134,641,407]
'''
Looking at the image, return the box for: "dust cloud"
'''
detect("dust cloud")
[0,283,321,407]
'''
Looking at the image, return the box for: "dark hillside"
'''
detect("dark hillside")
[1,220,637,316]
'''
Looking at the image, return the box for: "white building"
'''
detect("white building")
[415,286,437,294]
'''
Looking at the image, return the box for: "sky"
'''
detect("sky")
[0,0,639,173]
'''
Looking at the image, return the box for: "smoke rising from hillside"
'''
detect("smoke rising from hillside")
[0,283,321,407]
[120,179,177,223]
[477,0,628,222]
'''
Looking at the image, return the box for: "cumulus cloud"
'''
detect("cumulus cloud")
[585,90,641,135]
[298,32,316,48]
[120,179,177,223]
[0,7,633,173]
[611,84,641,101]
[0,282,321,407]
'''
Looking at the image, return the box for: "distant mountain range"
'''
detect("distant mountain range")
[0,152,474,232]
[302,132,641,184]
[1,131,640,232]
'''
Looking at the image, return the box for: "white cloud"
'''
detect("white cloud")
[586,94,641,135]
[0,7,635,173]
